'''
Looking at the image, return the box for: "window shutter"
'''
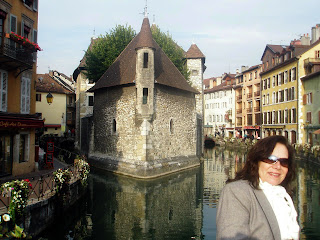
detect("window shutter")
[21,77,26,113]
[21,21,24,37]
[303,94,307,105]
[33,29,37,43]
[33,29,37,62]
[0,71,7,112]
[310,92,312,103]
[26,78,30,113]
[10,15,17,33]
[21,76,30,114]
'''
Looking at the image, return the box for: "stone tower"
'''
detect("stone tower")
[135,17,156,162]
[186,44,206,155]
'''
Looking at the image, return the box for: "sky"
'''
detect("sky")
[37,0,320,80]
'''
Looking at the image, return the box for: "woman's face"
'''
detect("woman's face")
[258,143,289,186]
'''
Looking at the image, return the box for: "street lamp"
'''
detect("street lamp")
[46,92,53,105]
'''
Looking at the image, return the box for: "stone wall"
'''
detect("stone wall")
[89,84,200,178]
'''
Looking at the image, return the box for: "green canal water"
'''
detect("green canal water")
[40,147,320,240]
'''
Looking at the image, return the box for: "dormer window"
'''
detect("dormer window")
[143,52,148,68]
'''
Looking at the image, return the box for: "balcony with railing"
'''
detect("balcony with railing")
[246,107,252,113]
[0,33,34,70]
[236,95,242,101]
[254,91,260,97]
[247,93,252,99]
[236,109,242,114]
[254,107,260,112]
[304,58,320,67]
[67,102,76,108]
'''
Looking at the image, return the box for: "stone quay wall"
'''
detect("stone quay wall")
[23,179,86,237]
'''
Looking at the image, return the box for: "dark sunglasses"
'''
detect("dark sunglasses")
[261,155,289,168]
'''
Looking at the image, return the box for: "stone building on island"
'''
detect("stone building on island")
[87,16,205,178]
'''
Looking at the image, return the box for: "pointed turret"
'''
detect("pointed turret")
[186,43,206,59]
[135,17,156,50]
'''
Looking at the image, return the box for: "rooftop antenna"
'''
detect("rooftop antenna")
[141,0,148,18]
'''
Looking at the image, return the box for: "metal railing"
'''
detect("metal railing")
[0,164,81,215]
[0,34,33,67]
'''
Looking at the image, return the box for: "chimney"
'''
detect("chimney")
[311,24,320,44]
[241,66,248,72]
[300,33,310,45]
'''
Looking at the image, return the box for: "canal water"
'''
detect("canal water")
[40,147,320,240]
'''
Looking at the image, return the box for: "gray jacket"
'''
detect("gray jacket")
[216,180,281,240]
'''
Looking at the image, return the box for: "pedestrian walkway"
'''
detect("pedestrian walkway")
[0,148,69,183]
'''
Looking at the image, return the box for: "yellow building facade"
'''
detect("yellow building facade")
[0,0,42,177]
[261,60,299,144]
[36,72,75,137]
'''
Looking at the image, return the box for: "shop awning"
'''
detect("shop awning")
[44,124,61,128]
[0,115,44,129]
[243,126,260,130]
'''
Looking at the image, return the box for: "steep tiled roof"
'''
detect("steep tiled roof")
[268,44,287,54]
[186,44,205,59]
[89,18,198,94]
[36,74,73,94]
[242,64,261,73]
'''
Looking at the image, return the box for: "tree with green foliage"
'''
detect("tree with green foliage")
[151,25,190,81]
[85,24,190,83]
[85,25,137,82]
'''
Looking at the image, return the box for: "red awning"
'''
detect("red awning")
[243,126,260,130]
[0,116,44,129]
[44,124,61,128]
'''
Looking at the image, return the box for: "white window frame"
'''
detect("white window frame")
[306,92,312,105]
[0,70,8,112]
[10,14,17,33]
[284,71,288,83]
[33,0,38,11]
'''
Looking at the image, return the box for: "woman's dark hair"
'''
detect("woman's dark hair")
[228,135,295,191]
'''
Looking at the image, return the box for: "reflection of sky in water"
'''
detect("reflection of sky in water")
[40,148,320,240]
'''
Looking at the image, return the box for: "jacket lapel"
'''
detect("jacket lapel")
[253,188,281,240]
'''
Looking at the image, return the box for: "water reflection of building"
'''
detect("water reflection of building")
[295,161,320,239]
[203,148,246,207]
[88,166,203,239]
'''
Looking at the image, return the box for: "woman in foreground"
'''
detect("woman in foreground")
[216,135,300,240]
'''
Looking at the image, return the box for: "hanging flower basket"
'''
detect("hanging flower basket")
[9,32,42,52]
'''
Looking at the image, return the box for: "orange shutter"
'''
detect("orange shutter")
[303,94,307,105]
